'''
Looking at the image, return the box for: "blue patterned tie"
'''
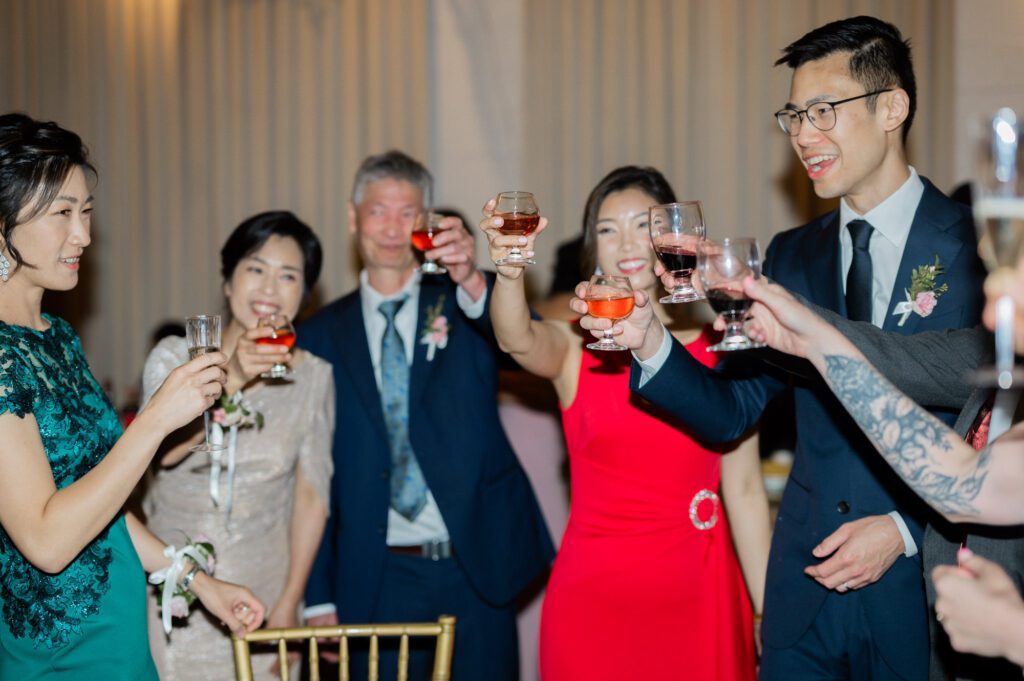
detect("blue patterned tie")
[378,298,429,521]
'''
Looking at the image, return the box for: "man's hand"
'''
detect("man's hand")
[804,515,905,591]
[428,214,485,296]
[735,276,837,360]
[933,548,1024,665]
[568,281,663,357]
[307,611,341,663]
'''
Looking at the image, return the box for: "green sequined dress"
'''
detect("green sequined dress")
[0,315,157,680]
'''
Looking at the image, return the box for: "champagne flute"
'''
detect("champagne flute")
[649,201,706,303]
[493,191,540,266]
[185,314,226,454]
[972,108,1024,388]
[697,238,766,352]
[411,211,448,275]
[256,314,296,379]
[584,275,635,351]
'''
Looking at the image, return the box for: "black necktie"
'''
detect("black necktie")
[845,219,874,323]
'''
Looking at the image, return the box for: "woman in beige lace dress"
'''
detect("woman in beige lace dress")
[141,212,334,680]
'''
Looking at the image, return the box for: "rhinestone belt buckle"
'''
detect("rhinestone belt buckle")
[422,539,453,561]
[689,489,720,531]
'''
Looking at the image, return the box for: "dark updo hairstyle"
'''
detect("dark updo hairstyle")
[579,165,677,278]
[220,211,323,304]
[0,113,95,272]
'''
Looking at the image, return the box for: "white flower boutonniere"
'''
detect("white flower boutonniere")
[207,391,263,511]
[420,295,449,361]
[892,255,950,327]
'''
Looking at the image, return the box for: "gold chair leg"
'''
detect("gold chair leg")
[233,638,254,681]
[431,616,456,681]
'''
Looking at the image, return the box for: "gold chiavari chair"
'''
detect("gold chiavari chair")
[232,615,456,681]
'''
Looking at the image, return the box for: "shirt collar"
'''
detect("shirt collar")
[359,268,421,315]
[839,166,924,246]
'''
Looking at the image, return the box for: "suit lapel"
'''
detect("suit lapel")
[803,213,847,314]
[882,182,967,334]
[409,278,447,410]
[333,294,389,442]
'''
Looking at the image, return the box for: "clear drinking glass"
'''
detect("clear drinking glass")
[411,212,448,275]
[584,274,634,351]
[493,191,540,267]
[972,108,1024,388]
[649,201,706,303]
[185,314,226,453]
[697,238,766,352]
[256,314,296,379]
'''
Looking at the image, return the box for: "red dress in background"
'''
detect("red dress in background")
[539,327,756,680]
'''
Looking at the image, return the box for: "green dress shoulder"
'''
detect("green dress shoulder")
[0,316,157,680]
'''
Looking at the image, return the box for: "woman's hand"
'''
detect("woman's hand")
[478,198,548,281]
[189,572,265,637]
[138,352,227,435]
[226,326,291,392]
[569,281,659,354]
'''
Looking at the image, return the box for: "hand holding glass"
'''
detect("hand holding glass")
[493,191,540,267]
[697,238,765,352]
[584,275,635,351]
[256,314,296,379]
[185,314,226,453]
[649,202,706,303]
[411,212,448,275]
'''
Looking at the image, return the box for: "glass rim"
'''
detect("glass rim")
[649,200,702,210]
[495,190,535,199]
[185,314,221,322]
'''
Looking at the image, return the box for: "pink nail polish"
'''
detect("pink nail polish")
[957,546,974,562]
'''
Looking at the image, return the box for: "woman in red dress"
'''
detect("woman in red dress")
[481,166,770,680]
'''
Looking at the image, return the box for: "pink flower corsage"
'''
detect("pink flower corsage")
[420,296,449,361]
[892,256,949,326]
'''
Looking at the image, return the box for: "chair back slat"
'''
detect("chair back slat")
[340,635,349,681]
[309,636,320,681]
[369,634,379,681]
[397,634,410,681]
[277,639,290,681]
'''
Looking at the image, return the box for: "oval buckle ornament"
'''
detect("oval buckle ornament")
[689,489,720,530]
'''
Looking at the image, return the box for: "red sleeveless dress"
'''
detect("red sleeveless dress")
[539,327,756,680]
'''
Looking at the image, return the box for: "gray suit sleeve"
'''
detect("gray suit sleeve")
[809,301,989,410]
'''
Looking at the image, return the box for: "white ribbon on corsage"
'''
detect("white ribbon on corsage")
[892,290,917,327]
[208,407,240,514]
[147,543,212,634]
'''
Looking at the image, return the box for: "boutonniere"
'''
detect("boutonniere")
[207,391,263,512]
[420,295,449,361]
[892,255,949,326]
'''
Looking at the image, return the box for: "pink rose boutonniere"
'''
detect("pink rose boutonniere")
[420,295,449,361]
[892,255,949,327]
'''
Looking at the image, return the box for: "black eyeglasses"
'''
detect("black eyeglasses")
[774,89,893,136]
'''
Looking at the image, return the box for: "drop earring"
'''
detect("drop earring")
[0,251,10,282]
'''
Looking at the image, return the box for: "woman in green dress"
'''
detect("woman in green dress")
[0,113,265,679]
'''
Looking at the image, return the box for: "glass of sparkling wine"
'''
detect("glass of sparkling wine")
[185,314,226,453]
[256,314,296,379]
[584,275,635,351]
[649,201,707,303]
[411,212,448,274]
[697,238,766,352]
[973,108,1024,388]
[493,191,540,267]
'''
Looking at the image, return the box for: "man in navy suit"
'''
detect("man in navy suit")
[575,16,985,680]
[299,151,554,680]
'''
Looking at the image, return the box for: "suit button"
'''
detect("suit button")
[837,500,850,514]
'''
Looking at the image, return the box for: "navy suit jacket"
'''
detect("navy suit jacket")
[632,179,985,679]
[298,273,555,621]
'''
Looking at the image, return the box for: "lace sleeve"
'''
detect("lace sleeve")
[297,356,335,510]
[141,336,188,408]
[0,340,36,419]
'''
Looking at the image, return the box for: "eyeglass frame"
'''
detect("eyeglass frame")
[774,89,894,136]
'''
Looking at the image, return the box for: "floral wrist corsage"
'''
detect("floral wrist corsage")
[148,533,216,634]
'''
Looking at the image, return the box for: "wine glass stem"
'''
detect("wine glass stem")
[996,294,1015,387]
[725,319,744,339]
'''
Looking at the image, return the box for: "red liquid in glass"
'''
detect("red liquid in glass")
[411,230,435,251]
[587,296,635,320]
[256,331,296,349]
[497,213,540,236]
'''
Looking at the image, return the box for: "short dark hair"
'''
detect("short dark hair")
[580,166,677,279]
[351,150,432,206]
[220,211,323,302]
[776,16,916,143]
[0,113,96,272]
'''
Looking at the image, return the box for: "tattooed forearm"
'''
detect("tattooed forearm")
[823,354,989,516]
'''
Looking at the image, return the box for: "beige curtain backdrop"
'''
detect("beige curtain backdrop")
[0,0,954,405]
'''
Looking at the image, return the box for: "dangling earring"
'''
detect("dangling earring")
[0,251,9,282]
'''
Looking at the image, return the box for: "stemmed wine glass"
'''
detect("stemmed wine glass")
[493,191,540,267]
[256,314,296,379]
[649,201,706,303]
[697,238,766,352]
[972,108,1024,389]
[584,274,634,351]
[185,314,226,454]
[411,212,448,275]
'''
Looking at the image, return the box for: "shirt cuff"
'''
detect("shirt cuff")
[302,603,337,620]
[632,323,672,388]
[456,283,487,319]
[888,510,918,558]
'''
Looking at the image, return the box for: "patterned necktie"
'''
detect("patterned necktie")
[846,219,875,323]
[378,297,428,521]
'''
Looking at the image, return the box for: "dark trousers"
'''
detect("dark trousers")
[340,551,518,681]
[760,590,920,681]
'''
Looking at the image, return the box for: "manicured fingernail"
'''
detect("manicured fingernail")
[518,237,528,245]
[957,547,974,562]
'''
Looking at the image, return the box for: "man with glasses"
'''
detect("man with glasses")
[575,15,985,680]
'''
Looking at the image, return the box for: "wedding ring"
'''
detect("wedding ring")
[839,582,850,592]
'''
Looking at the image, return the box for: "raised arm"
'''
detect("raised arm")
[743,277,1024,525]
